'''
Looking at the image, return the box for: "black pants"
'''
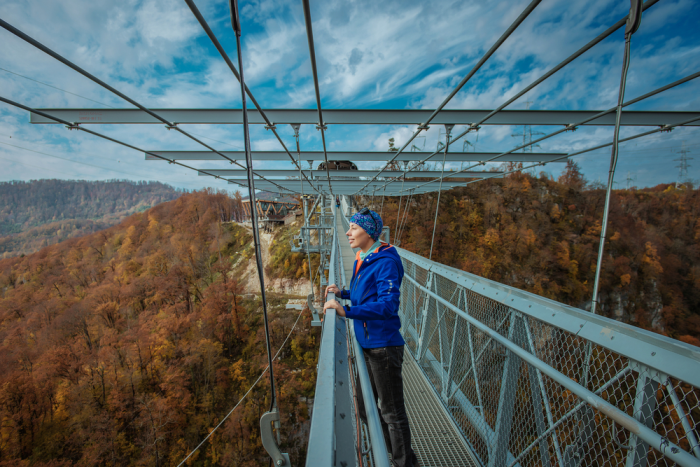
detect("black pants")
[361,345,416,467]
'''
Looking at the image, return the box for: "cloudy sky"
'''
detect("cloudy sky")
[1,0,699,194]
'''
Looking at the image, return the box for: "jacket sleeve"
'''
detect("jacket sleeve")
[344,260,401,321]
[340,289,351,300]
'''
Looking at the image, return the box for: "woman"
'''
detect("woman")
[324,207,417,467]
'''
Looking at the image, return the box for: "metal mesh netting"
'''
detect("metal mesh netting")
[398,255,700,467]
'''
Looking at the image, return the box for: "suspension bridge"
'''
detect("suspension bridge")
[1,0,700,466]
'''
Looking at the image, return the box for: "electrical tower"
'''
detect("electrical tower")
[674,141,693,187]
[411,135,426,152]
[512,100,545,152]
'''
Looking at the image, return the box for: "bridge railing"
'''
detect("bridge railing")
[306,206,391,467]
[397,247,700,467]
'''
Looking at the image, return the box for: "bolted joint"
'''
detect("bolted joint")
[659,124,673,133]
[469,123,481,132]
[417,122,430,131]
[165,123,178,130]
[565,123,578,132]
[264,123,277,131]
[315,123,327,131]
[64,122,80,131]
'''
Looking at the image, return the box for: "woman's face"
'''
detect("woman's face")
[346,222,373,250]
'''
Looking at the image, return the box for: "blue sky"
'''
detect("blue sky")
[1,0,699,194]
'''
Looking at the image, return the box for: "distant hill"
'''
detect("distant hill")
[0,179,183,258]
[379,162,700,345]
[0,191,317,466]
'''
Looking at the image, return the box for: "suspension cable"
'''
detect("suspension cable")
[301,0,334,196]
[0,96,248,188]
[230,3,279,415]
[590,6,639,315]
[393,69,700,196]
[182,0,318,195]
[397,189,414,245]
[429,126,452,260]
[370,0,661,195]
[0,18,297,195]
[353,0,542,195]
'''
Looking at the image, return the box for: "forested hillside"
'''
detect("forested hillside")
[0,180,183,258]
[0,190,319,466]
[376,162,700,344]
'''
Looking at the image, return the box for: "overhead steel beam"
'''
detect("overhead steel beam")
[145,150,567,162]
[31,108,700,126]
[198,169,502,177]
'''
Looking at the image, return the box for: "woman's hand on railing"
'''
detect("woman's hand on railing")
[325,284,340,298]
[322,299,346,319]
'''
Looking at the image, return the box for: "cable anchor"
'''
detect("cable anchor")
[260,407,290,466]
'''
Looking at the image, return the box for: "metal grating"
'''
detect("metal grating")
[403,349,478,467]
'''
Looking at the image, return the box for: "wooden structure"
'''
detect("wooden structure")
[242,192,300,224]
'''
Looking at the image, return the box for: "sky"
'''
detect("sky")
[1,0,699,195]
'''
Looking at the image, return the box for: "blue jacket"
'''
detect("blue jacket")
[340,243,405,349]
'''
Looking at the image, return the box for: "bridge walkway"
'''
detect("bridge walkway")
[334,211,478,467]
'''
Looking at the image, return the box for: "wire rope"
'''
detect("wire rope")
[370,0,661,195]
[353,0,542,195]
[301,0,334,196]
[429,128,451,260]
[0,19,297,195]
[590,28,634,314]
[182,0,318,195]
[0,96,250,188]
[231,2,280,415]
[176,306,306,467]
[392,69,700,196]
[396,189,414,245]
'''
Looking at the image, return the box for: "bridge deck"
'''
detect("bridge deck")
[335,211,477,467]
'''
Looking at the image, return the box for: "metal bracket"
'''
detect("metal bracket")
[64,122,80,131]
[265,123,277,131]
[260,408,290,466]
[316,123,327,131]
[418,122,430,130]
[659,124,673,133]
[165,123,178,130]
[308,293,322,326]
[565,123,578,132]
[469,123,481,132]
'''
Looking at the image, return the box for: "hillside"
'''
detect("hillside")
[375,162,700,344]
[0,190,319,466]
[0,179,183,258]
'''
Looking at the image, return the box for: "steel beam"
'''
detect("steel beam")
[31,108,700,126]
[147,150,566,162]
[199,169,499,177]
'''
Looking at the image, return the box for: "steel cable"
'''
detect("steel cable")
[393,69,700,195]
[353,0,542,194]
[0,18,297,195]
[182,0,318,195]
[301,0,334,196]
[370,0,661,195]
[0,96,248,188]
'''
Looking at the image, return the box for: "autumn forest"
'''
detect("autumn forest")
[1,167,699,466]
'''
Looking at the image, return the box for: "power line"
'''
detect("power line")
[0,66,115,108]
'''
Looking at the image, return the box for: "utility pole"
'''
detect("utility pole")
[512,100,545,153]
[674,141,692,188]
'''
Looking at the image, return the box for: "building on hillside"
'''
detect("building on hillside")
[241,191,300,227]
